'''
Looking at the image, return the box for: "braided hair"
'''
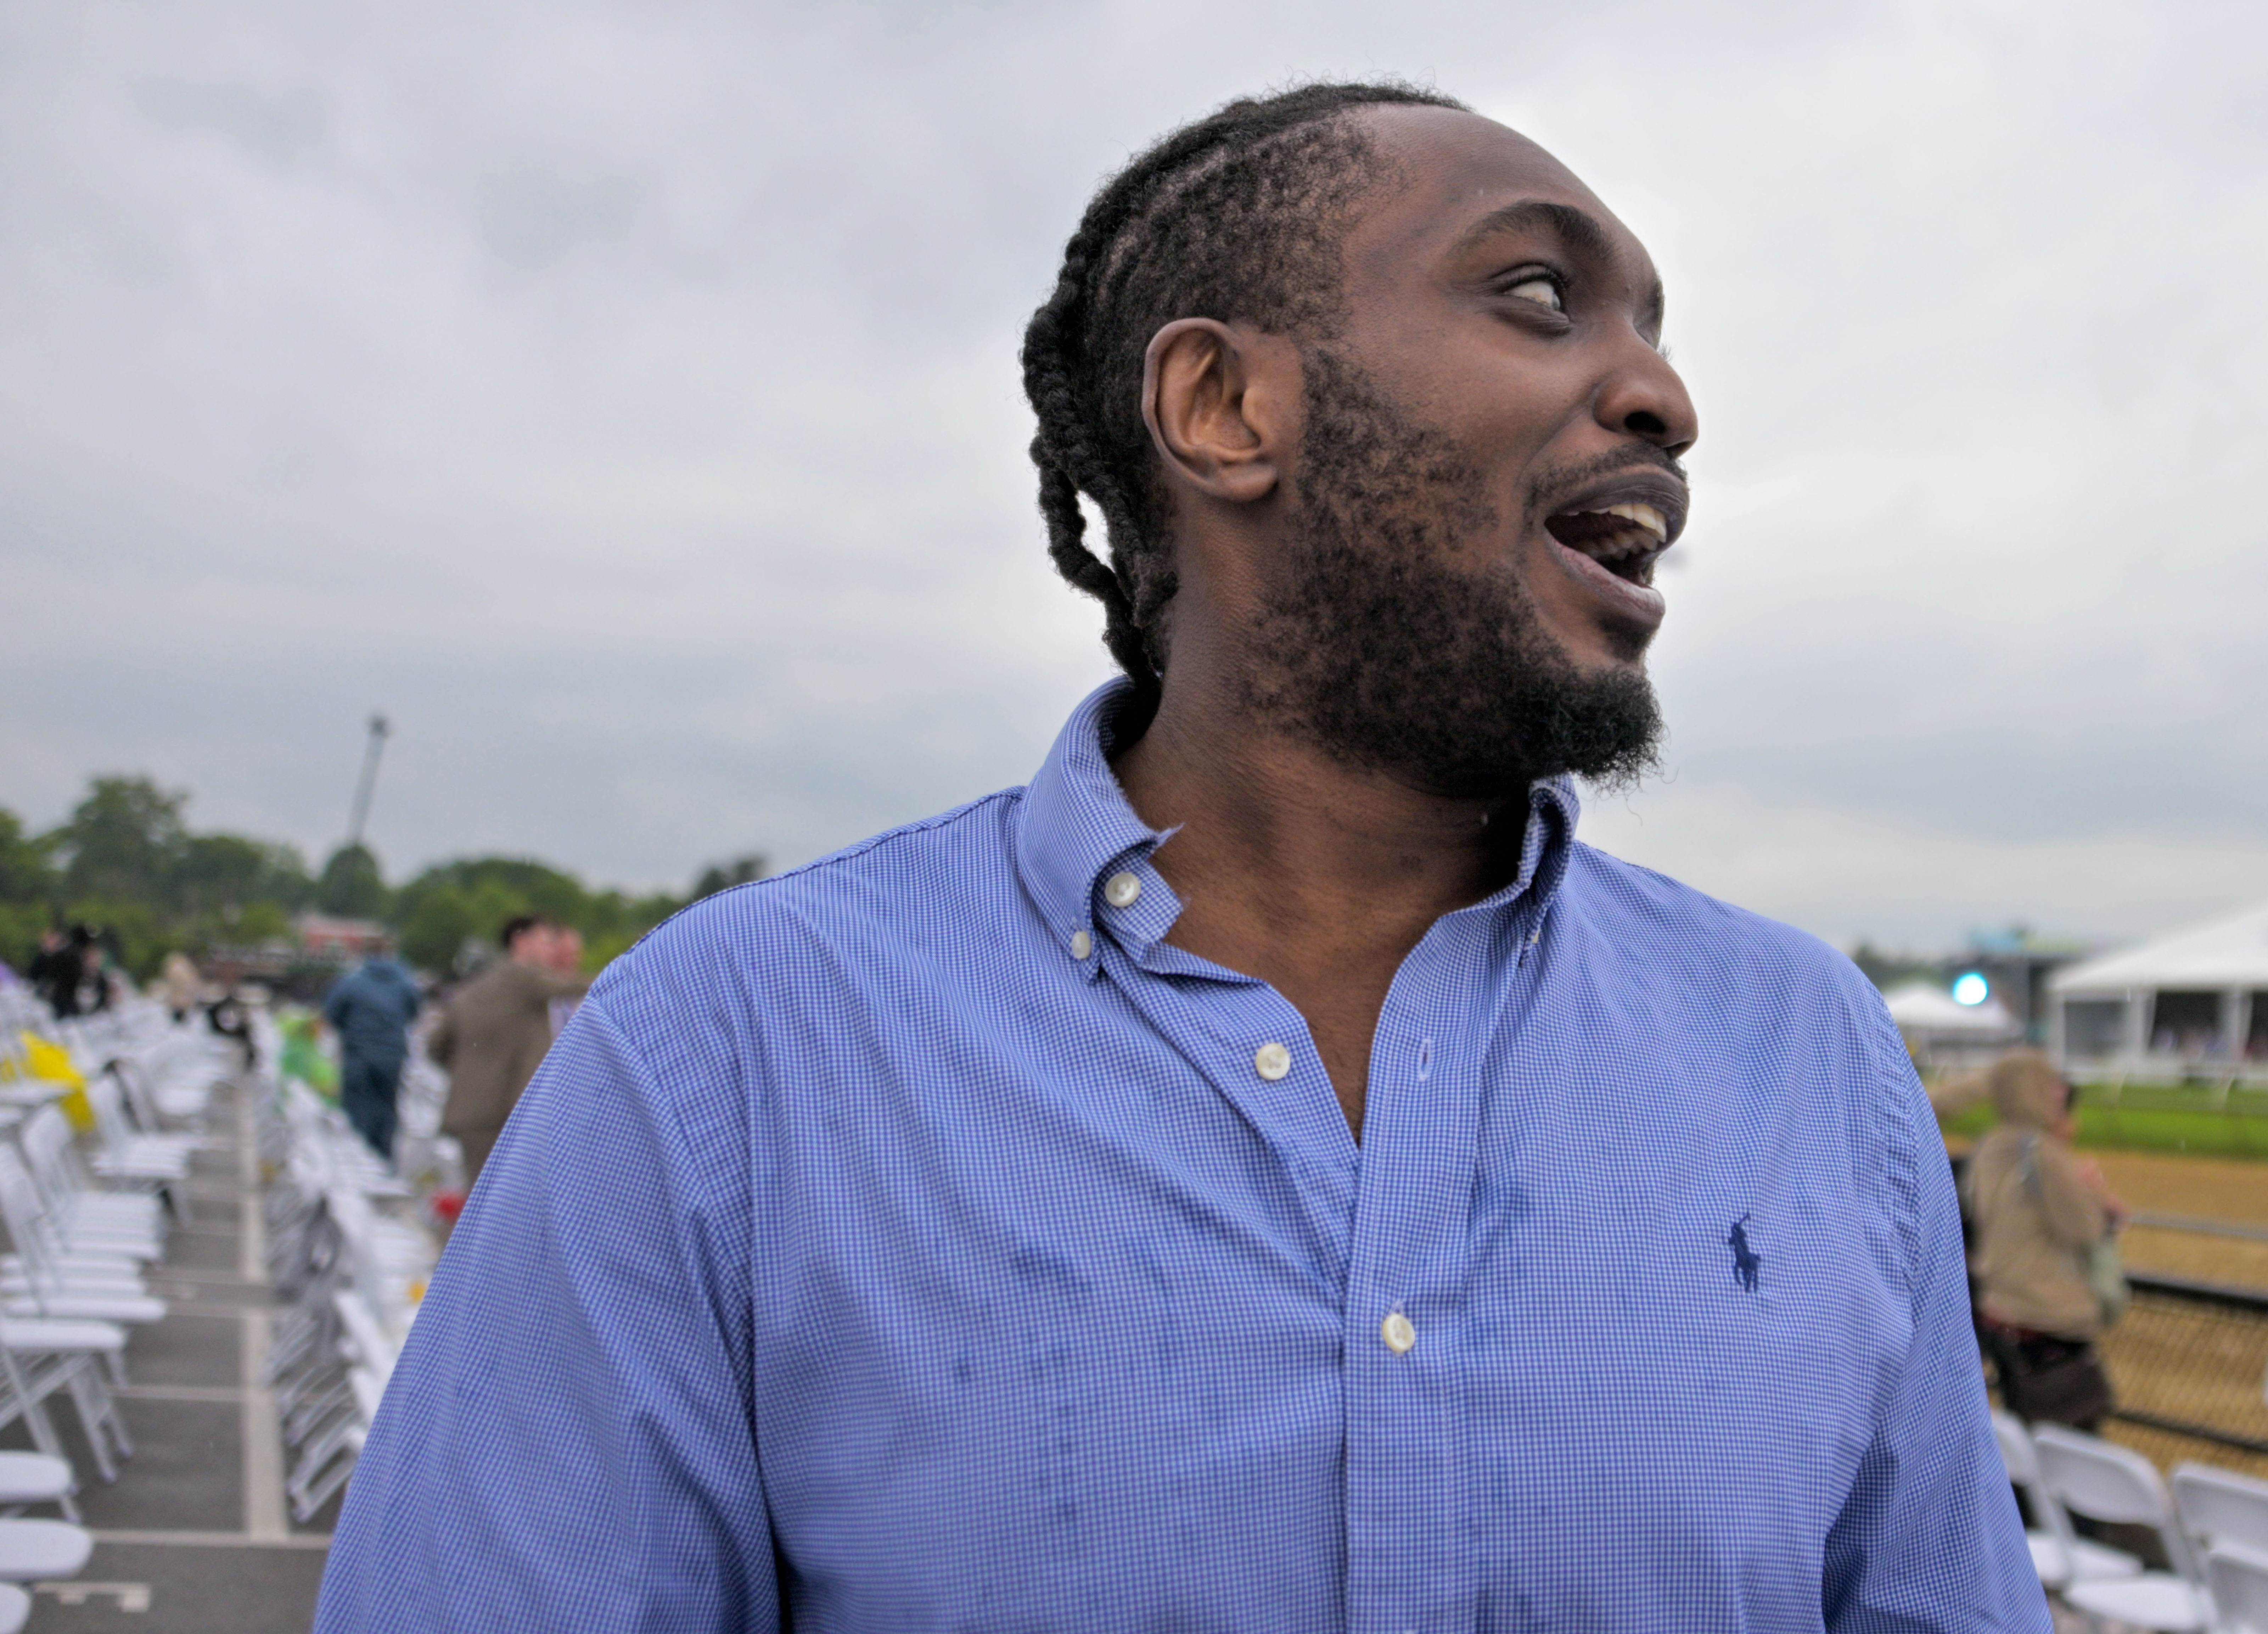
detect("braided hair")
[1020,81,1468,736]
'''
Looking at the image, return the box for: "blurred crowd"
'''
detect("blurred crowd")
[6,911,591,1200]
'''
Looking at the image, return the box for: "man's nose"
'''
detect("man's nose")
[1593,343,1698,458]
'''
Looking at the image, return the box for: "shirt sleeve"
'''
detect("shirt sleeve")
[313,985,775,1632]
[1819,1017,2053,1634]
[425,1003,455,1067]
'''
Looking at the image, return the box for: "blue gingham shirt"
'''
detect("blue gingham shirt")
[318,683,2046,1632]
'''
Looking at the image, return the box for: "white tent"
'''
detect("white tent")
[1881,981,2020,1071]
[1881,981,2020,1040]
[2047,900,2268,1076]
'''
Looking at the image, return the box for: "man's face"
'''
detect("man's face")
[1235,107,1697,797]
[1327,107,1695,674]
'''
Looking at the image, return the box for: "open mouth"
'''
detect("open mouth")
[1543,502,1671,587]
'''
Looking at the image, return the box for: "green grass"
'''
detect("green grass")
[2072,1105,2268,1159]
[1936,1085,2268,1160]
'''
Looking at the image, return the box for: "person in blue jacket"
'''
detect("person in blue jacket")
[322,946,422,1160]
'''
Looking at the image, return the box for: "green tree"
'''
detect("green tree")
[392,856,685,976]
[691,854,768,901]
[53,777,186,906]
[316,843,389,918]
[0,810,56,908]
[180,834,313,923]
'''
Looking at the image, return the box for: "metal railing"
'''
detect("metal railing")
[2103,1272,2268,1461]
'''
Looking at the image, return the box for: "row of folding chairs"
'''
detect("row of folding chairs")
[256,1071,433,1524]
[1994,1408,2268,1630]
[0,999,235,1631]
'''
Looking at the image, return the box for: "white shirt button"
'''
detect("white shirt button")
[1104,871,1141,908]
[1381,1311,1416,1354]
[1253,1041,1291,1081]
[1069,930,1092,960]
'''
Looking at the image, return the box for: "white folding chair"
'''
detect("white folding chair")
[0,1517,90,1582]
[14,1108,165,1260]
[2030,1424,2214,1632]
[1989,1409,2140,1589]
[111,1036,226,1129]
[2207,1542,2268,1634]
[0,1352,79,1520]
[0,1453,74,1516]
[2172,1462,2268,1559]
[82,1074,193,1222]
[0,1150,166,1327]
[0,1582,26,1634]
[0,1320,132,1482]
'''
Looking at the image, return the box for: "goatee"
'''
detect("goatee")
[1236,349,1663,800]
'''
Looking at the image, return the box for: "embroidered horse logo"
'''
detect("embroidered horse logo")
[1727,1214,1762,1293]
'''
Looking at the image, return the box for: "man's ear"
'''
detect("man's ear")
[1141,319,1291,505]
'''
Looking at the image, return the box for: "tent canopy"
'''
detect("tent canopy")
[1881,981,2019,1036]
[2048,900,2268,996]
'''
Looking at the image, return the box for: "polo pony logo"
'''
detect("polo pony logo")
[1727,1214,1762,1293]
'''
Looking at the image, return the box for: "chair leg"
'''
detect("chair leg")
[63,1371,117,1483]
[7,1393,80,1522]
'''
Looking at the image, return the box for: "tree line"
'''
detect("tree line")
[2,775,765,981]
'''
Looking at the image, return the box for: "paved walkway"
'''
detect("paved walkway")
[1,1082,332,1631]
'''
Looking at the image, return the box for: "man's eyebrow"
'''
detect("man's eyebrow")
[1454,199,1616,265]
[1457,198,1666,330]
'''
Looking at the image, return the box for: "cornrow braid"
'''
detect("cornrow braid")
[1020,80,1467,737]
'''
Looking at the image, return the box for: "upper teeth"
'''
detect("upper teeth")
[1603,502,1668,542]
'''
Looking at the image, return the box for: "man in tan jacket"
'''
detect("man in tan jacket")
[430,914,591,1186]
[1966,1049,2126,1425]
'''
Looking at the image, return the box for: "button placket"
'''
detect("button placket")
[1340,917,1488,1634]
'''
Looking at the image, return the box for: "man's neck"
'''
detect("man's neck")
[1112,683,1529,1139]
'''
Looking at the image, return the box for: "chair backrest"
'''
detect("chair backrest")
[81,1075,130,1159]
[2175,1462,2268,1555]
[1991,1409,2084,1567]
[1991,1409,2041,1485]
[2032,1425,2177,1528]
[0,1148,54,1277]
[2210,1543,2268,1634]
[17,1106,86,1216]
[108,1057,162,1134]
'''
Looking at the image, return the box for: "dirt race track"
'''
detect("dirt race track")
[2064,1152,2268,1481]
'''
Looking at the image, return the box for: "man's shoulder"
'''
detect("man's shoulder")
[448,959,525,1011]
[592,789,1028,1005]
[1561,839,1882,1007]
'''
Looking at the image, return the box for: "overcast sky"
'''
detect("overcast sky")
[4,0,2264,952]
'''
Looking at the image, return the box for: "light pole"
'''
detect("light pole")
[345,714,391,850]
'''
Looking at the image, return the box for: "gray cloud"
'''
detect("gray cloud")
[3,0,2263,949]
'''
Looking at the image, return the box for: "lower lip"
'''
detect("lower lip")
[1549,536,1667,627]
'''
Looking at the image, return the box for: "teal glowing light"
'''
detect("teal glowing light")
[1951,972,1989,1006]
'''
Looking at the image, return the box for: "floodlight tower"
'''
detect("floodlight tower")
[345,713,392,850]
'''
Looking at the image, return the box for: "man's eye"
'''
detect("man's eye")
[1506,275,1563,312]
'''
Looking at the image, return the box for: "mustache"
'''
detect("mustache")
[1525,445,1689,513]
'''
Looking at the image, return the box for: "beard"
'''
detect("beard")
[1233,348,1663,800]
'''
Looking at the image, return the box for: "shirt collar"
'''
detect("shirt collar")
[1015,682,1170,959]
[1015,678,1584,960]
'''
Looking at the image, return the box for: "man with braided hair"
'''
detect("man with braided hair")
[319,84,2043,1632]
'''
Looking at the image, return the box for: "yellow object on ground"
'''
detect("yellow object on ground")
[18,1032,94,1131]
